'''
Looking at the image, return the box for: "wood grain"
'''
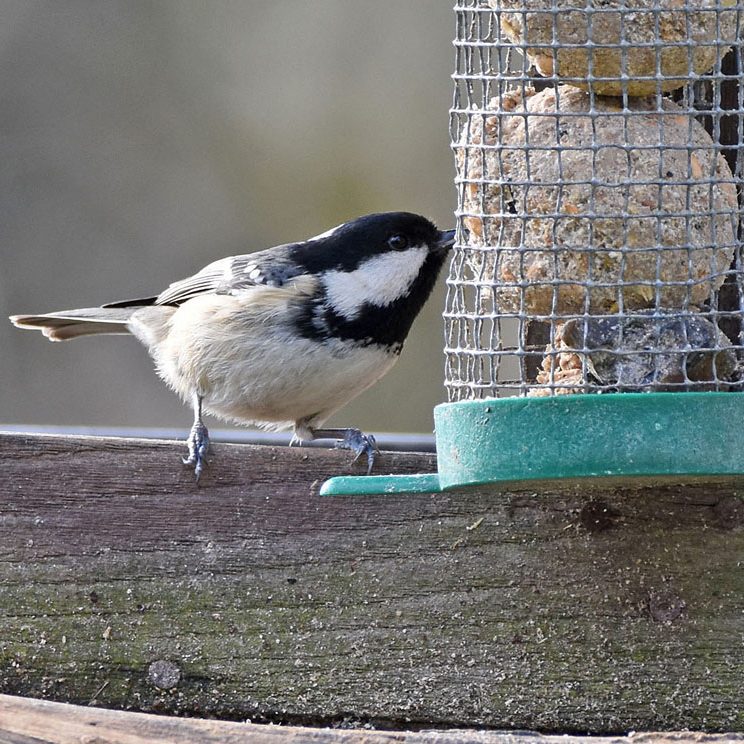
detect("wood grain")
[0,431,743,733]
[1,694,742,744]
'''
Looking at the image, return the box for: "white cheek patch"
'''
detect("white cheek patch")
[322,245,428,321]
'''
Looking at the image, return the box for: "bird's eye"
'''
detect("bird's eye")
[387,234,409,250]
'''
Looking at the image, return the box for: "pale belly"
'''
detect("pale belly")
[200,334,398,429]
[130,294,399,431]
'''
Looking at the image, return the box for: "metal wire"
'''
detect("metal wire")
[446,0,744,400]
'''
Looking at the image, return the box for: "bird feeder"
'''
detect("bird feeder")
[322,0,744,495]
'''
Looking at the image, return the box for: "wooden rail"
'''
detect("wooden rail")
[0,431,743,734]
[1,694,739,744]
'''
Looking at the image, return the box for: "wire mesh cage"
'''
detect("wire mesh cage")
[447,0,744,401]
[322,0,744,495]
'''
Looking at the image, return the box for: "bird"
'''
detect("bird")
[10,212,455,481]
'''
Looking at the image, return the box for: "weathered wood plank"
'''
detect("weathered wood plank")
[0,431,743,733]
[4,695,742,744]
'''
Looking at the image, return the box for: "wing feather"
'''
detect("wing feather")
[155,258,232,306]
[154,248,300,306]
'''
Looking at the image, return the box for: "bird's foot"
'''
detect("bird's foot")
[183,421,210,481]
[296,425,380,474]
[335,428,378,475]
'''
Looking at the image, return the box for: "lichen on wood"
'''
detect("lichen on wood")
[0,432,743,732]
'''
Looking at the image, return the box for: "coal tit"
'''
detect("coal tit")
[11,212,456,480]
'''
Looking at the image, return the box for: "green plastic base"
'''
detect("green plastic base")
[320,392,744,495]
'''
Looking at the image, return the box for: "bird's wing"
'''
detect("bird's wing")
[154,247,303,306]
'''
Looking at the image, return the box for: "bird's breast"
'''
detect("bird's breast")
[149,291,398,427]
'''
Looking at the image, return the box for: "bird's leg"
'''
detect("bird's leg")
[183,393,209,482]
[303,426,379,475]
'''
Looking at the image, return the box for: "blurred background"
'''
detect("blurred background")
[1,1,455,438]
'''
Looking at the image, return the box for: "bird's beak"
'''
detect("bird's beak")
[437,229,456,251]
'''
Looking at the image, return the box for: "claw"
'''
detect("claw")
[183,420,210,482]
[337,429,378,475]
[295,424,380,475]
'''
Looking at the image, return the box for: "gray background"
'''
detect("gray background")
[1,1,455,437]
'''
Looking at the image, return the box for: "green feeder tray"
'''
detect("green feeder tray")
[320,392,744,495]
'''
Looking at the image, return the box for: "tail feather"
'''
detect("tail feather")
[10,307,139,341]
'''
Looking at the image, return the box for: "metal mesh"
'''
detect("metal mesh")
[446,0,744,400]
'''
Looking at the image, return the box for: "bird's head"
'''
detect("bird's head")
[293,212,455,348]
